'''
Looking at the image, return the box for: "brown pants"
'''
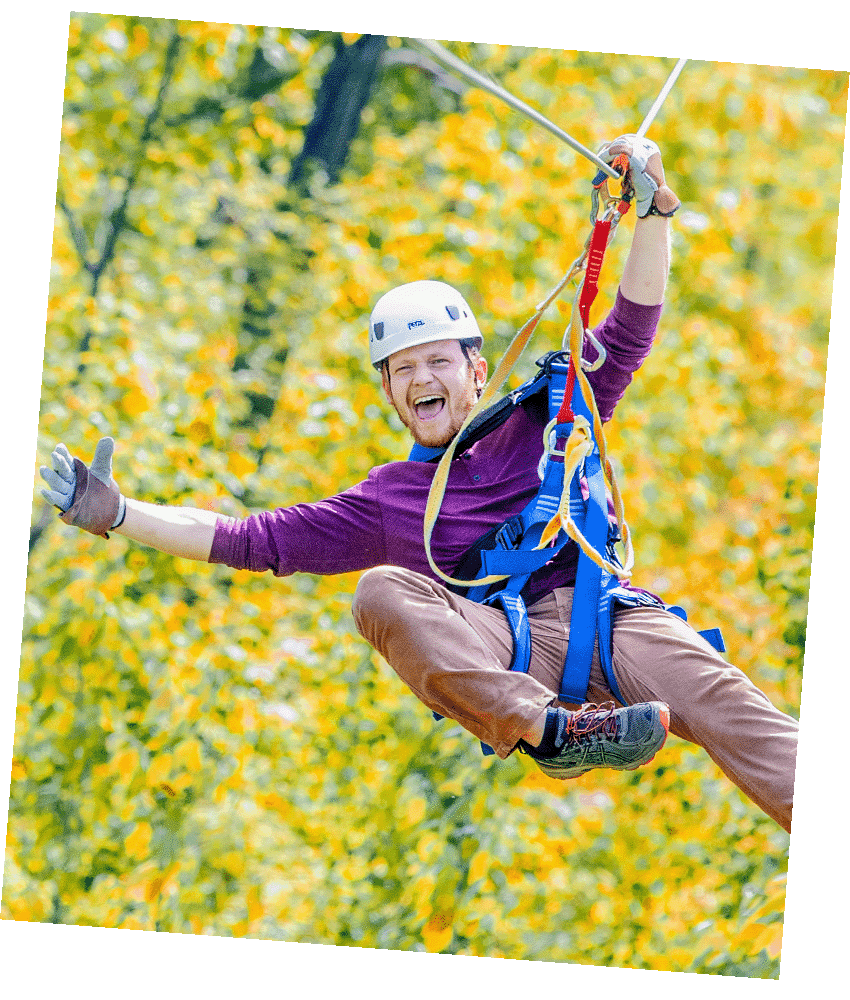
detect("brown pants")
[352,566,797,831]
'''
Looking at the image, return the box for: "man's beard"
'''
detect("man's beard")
[401,409,465,448]
[395,394,477,448]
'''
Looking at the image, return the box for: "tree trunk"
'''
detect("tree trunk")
[288,33,387,190]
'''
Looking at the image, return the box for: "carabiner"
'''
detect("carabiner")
[581,327,608,372]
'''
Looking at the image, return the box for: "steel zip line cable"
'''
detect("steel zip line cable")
[636,58,688,137]
[412,39,687,174]
[412,38,619,179]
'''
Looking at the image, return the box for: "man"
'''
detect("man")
[40,137,798,830]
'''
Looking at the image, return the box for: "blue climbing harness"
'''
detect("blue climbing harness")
[408,349,725,755]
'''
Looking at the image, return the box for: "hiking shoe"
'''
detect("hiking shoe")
[527,701,670,780]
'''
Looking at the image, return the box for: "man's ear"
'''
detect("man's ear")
[474,355,488,389]
[380,365,394,405]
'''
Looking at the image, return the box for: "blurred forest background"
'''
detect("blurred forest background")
[2,12,847,977]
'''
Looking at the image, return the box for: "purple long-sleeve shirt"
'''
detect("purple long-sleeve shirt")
[210,291,661,605]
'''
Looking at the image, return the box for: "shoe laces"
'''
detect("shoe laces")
[555,702,619,748]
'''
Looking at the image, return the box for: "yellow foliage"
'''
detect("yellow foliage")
[422,912,454,953]
[173,738,203,773]
[217,851,246,877]
[244,885,263,924]
[467,850,491,885]
[125,822,152,860]
[228,451,256,478]
[145,752,174,787]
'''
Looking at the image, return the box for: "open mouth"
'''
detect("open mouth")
[413,395,446,421]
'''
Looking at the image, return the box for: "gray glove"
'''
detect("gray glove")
[598,134,680,218]
[40,437,126,538]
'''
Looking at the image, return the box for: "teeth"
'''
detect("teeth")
[414,395,443,405]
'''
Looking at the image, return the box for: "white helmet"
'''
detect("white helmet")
[368,279,483,369]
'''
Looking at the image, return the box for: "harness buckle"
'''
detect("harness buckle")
[535,350,571,374]
[495,514,524,551]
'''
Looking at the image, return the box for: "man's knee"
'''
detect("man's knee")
[352,565,413,630]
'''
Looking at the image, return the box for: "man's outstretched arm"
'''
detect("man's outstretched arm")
[40,437,219,562]
[115,499,218,561]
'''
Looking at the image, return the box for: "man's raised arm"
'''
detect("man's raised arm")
[598,135,680,307]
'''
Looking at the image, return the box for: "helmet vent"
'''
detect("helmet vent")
[373,321,384,340]
[445,305,460,320]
